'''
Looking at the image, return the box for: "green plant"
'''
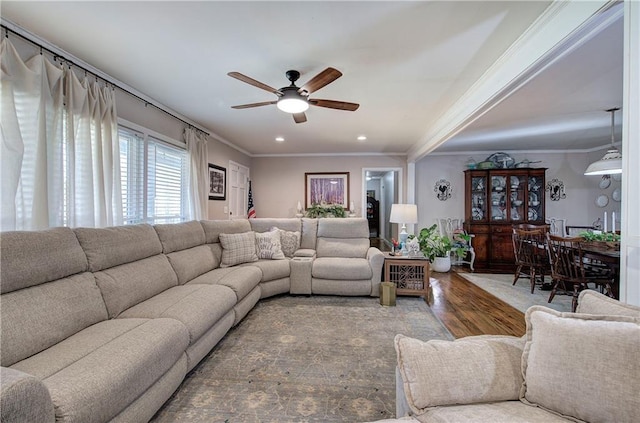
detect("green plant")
[304,204,347,218]
[579,231,620,242]
[409,224,452,261]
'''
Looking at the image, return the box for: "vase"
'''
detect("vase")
[432,256,451,273]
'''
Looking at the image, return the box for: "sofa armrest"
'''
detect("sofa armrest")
[1,367,55,423]
[395,334,525,416]
[367,247,385,295]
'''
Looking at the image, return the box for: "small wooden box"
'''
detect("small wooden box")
[379,282,397,306]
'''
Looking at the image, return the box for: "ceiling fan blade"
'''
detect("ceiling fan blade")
[231,101,277,109]
[293,112,307,124]
[298,67,342,95]
[228,72,282,96]
[309,99,359,111]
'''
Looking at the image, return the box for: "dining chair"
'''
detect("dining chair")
[545,217,567,237]
[512,228,550,293]
[545,234,615,312]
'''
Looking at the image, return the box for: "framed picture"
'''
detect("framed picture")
[305,172,350,209]
[208,164,226,200]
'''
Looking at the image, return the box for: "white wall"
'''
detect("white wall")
[251,155,407,218]
[413,151,617,235]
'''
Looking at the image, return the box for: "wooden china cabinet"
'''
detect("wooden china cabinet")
[464,168,547,272]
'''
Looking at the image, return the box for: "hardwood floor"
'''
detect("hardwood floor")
[428,268,526,338]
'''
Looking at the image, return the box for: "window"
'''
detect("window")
[119,126,189,224]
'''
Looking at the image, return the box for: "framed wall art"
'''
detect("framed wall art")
[208,164,226,200]
[305,172,350,209]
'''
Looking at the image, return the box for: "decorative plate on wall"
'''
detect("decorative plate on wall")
[612,188,621,202]
[599,175,611,189]
[596,194,609,208]
[612,173,622,181]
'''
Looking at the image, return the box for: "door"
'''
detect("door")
[229,161,249,219]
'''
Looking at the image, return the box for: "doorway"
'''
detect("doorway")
[362,167,402,248]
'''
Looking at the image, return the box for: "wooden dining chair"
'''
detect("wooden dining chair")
[512,228,550,293]
[545,234,615,312]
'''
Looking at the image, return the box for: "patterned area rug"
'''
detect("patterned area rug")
[151,295,452,422]
[460,273,572,313]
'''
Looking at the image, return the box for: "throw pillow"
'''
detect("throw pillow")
[395,334,524,415]
[218,231,258,267]
[520,306,640,423]
[271,227,301,258]
[255,230,285,260]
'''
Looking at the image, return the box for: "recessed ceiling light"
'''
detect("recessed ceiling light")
[275,136,285,142]
[357,135,367,141]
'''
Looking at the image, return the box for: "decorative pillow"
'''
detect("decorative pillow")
[271,227,301,258]
[521,306,640,423]
[395,334,524,415]
[218,231,258,267]
[255,230,285,260]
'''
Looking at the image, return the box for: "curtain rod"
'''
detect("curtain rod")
[1,21,210,137]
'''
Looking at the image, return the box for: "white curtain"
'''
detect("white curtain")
[0,38,122,230]
[185,127,208,220]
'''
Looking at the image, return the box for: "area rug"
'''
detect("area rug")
[460,273,572,313]
[151,295,452,423]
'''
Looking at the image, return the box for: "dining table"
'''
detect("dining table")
[580,242,621,299]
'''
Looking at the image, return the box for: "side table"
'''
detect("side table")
[384,255,430,302]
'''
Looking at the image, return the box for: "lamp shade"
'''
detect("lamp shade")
[585,108,622,175]
[389,204,418,224]
[584,148,623,175]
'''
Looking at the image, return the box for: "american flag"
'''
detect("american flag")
[247,180,256,219]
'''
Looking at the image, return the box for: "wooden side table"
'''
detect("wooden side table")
[384,255,430,302]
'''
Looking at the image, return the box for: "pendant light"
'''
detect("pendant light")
[584,108,622,175]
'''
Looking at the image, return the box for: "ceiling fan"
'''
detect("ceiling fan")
[227,67,359,123]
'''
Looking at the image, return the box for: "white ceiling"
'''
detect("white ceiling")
[1,1,623,157]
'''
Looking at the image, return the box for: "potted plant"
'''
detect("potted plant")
[409,224,453,272]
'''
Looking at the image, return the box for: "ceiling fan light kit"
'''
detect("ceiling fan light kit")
[228,67,359,123]
[584,107,623,176]
[276,89,309,114]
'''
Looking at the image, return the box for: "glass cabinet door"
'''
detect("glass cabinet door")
[490,175,507,221]
[527,175,544,222]
[508,175,526,222]
[470,175,487,221]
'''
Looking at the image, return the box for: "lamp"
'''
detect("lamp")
[390,204,418,246]
[276,88,309,114]
[584,108,622,175]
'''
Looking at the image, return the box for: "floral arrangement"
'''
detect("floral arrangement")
[304,204,347,218]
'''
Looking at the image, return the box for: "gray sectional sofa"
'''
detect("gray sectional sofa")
[0,217,384,423]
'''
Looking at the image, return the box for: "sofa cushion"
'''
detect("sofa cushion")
[187,267,262,301]
[166,244,218,285]
[219,231,259,267]
[242,259,291,282]
[521,306,640,423]
[201,219,252,244]
[249,217,301,233]
[317,217,369,238]
[576,289,640,317]
[300,218,318,249]
[416,401,572,423]
[316,237,370,258]
[0,227,87,294]
[395,334,524,415]
[10,318,189,423]
[1,273,108,367]
[154,220,206,253]
[94,254,178,318]
[312,257,372,280]
[74,224,162,271]
[0,367,55,423]
[117,284,237,344]
[255,229,285,260]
